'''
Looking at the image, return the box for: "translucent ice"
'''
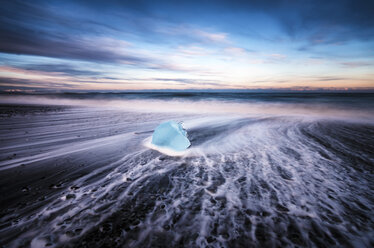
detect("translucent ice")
[151,121,191,151]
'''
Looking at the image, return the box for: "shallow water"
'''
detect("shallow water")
[0,94,373,247]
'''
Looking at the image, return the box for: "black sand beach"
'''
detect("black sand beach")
[0,93,373,247]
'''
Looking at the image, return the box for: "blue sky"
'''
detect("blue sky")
[0,0,373,92]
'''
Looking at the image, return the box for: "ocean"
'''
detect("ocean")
[0,92,373,247]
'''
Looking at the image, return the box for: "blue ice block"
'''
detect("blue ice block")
[151,121,191,151]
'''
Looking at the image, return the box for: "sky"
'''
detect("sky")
[0,0,374,92]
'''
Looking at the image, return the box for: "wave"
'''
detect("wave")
[1,94,374,121]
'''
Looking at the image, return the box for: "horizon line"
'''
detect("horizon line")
[2,88,374,94]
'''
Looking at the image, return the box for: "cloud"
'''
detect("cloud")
[269,54,286,59]
[224,47,251,56]
[151,78,224,87]
[0,0,373,91]
[0,1,156,66]
[122,0,374,42]
[0,2,223,75]
[0,24,147,64]
[340,62,373,68]
[257,53,288,64]
[0,76,78,89]
[176,46,212,57]
[19,64,103,76]
[158,25,229,45]
[193,30,228,43]
[312,76,348,82]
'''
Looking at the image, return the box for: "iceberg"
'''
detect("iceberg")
[151,121,191,151]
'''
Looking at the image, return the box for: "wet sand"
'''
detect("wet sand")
[0,102,373,247]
